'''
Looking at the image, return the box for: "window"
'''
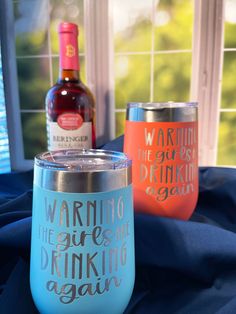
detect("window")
[0,41,11,174]
[0,0,235,169]
[112,0,194,136]
[13,0,86,160]
[217,0,236,165]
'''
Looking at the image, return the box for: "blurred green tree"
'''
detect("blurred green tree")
[14,0,236,165]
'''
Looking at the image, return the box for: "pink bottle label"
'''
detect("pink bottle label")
[59,28,79,71]
[57,113,83,130]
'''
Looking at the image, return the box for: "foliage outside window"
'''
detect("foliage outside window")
[12,0,236,166]
[217,0,236,165]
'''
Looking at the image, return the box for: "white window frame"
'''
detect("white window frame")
[84,0,115,148]
[0,0,226,169]
[0,0,26,170]
[191,0,225,166]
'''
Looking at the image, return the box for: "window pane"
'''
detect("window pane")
[154,0,193,51]
[0,45,11,173]
[17,57,50,110]
[113,0,193,53]
[224,0,236,48]
[153,52,191,102]
[115,112,126,137]
[50,0,85,54]
[218,0,236,167]
[217,112,236,165]
[221,52,236,109]
[113,0,152,52]
[222,3,236,109]
[14,0,49,56]
[115,55,151,109]
[21,112,47,159]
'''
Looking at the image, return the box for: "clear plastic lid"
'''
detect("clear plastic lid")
[35,149,131,172]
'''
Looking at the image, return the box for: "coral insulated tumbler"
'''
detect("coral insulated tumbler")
[124,102,198,220]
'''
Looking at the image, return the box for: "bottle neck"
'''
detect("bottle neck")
[58,69,80,82]
[58,30,80,82]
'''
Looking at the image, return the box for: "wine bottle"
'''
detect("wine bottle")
[46,22,96,151]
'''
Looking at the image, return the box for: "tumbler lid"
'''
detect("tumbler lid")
[35,149,131,171]
[34,149,132,193]
[127,102,197,109]
[126,102,198,122]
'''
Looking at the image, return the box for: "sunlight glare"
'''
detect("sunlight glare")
[225,0,236,24]
[115,56,129,78]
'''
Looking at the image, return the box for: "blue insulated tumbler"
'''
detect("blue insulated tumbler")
[30,149,134,314]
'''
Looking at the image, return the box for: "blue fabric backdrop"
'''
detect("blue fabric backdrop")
[1,136,236,313]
